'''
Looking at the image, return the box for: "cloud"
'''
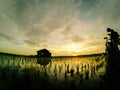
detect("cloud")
[0,0,79,46]
[19,0,79,47]
[74,0,120,25]
[71,35,83,42]
[74,0,100,21]
[0,0,119,55]
[75,0,98,12]
[99,0,120,21]
[0,32,13,41]
[61,26,84,43]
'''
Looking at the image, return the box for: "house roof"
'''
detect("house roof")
[37,48,50,52]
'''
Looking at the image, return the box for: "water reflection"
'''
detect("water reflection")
[37,57,51,67]
[36,57,51,77]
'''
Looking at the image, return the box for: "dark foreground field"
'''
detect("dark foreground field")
[0,70,120,90]
[0,54,120,90]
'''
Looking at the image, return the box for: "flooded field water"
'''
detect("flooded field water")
[0,54,106,90]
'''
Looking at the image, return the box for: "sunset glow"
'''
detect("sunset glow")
[0,0,120,56]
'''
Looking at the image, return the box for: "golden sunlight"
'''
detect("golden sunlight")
[63,43,83,53]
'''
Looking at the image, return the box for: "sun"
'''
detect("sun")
[64,43,82,53]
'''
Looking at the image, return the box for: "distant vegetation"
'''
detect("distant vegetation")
[0,52,28,57]
[53,53,105,58]
[0,52,105,58]
[76,53,105,57]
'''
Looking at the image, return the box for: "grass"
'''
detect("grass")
[1,54,119,90]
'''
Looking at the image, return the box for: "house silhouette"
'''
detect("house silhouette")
[37,48,51,57]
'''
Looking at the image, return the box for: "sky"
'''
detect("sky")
[0,0,120,56]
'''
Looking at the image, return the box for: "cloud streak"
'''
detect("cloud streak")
[0,0,120,55]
